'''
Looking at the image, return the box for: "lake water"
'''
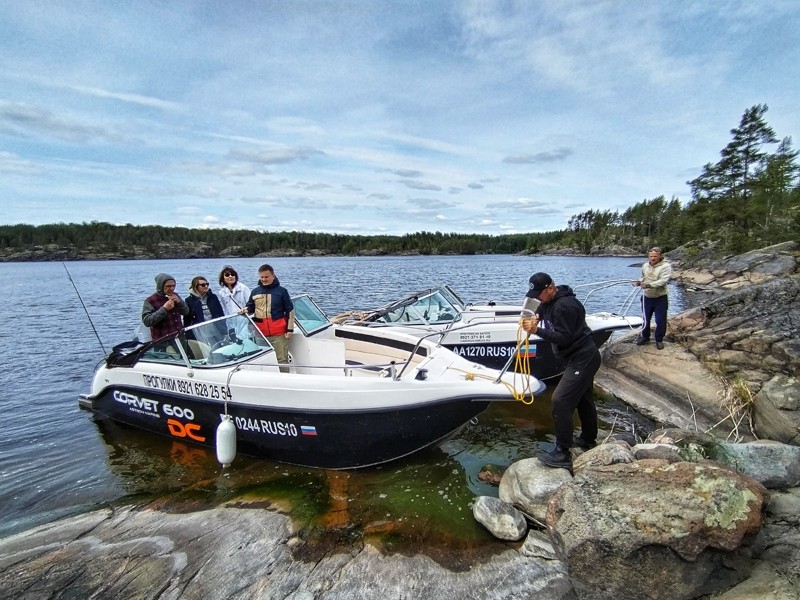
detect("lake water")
[0,255,687,548]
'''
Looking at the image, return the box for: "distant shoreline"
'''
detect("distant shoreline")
[0,247,646,263]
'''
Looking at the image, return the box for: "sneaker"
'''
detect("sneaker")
[573,436,596,450]
[635,336,649,346]
[656,341,665,350]
[538,446,572,469]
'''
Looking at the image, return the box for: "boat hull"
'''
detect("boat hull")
[443,339,557,380]
[80,308,544,470]
[434,329,614,380]
[85,385,491,469]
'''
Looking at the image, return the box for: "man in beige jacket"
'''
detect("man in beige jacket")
[632,247,672,350]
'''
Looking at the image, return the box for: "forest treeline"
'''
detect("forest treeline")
[1,105,797,260]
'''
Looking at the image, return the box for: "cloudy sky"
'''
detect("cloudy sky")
[1,1,798,236]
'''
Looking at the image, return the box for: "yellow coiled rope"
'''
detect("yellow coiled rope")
[512,318,536,404]
[450,318,538,404]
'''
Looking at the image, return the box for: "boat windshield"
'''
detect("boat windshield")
[376,288,461,324]
[183,314,272,366]
[138,314,273,367]
[292,295,333,336]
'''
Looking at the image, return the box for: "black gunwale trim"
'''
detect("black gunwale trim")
[334,328,429,357]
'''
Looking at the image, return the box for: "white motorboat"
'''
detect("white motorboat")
[333,282,643,380]
[79,295,545,469]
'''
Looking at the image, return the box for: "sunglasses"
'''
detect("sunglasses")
[223,272,236,277]
[197,282,209,288]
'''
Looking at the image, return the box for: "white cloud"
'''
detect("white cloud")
[0,1,797,235]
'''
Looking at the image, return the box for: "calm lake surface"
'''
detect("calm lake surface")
[0,255,687,548]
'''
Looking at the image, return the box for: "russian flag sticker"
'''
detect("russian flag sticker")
[301,425,317,436]
[518,346,537,357]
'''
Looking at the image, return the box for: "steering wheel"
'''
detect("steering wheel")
[210,339,231,353]
[207,339,232,364]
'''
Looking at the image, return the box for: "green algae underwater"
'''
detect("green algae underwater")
[90,389,652,567]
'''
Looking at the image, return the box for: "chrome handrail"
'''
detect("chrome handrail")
[575,279,642,316]
[395,307,537,382]
[236,359,410,373]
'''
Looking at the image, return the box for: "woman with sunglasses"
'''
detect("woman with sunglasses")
[217,266,252,316]
[184,276,224,327]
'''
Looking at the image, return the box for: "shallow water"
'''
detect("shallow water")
[0,255,679,548]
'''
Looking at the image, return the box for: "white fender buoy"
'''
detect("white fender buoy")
[216,414,237,468]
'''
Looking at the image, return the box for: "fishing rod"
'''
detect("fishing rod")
[62,262,107,354]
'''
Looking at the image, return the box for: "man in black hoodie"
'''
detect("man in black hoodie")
[522,272,601,469]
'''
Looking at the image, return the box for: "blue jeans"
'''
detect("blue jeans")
[640,295,668,343]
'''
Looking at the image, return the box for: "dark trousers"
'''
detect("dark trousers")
[640,295,668,343]
[552,343,601,449]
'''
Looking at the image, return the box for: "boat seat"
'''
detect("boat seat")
[140,341,184,364]
[185,339,211,361]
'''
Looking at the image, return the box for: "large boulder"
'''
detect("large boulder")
[472,496,528,541]
[752,375,800,444]
[712,440,800,489]
[498,458,572,524]
[546,461,767,600]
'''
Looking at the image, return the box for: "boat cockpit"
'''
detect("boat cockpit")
[107,314,274,369]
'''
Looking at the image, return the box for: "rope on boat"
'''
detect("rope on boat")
[511,319,536,404]
[450,368,523,399]
[449,319,538,403]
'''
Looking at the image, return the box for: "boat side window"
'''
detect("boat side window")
[441,286,466,311]
[140,339,185,364]
[429,291,456,322]
[292,295,331,335]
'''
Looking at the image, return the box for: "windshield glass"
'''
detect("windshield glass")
[377,289,459,324]
[292,295,332,336]
[440,285,466,311]
[179,314,272,366]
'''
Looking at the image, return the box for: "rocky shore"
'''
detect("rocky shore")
[475,435,798,600]
[0,241,643,262]
[601,240,800,446]
[1,243,798,599]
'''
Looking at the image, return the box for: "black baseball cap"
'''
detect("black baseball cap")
[526,272,552,299]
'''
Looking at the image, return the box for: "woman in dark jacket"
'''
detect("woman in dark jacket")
[184,275,224,327]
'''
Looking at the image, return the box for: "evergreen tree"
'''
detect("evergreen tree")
[756,137,800,233]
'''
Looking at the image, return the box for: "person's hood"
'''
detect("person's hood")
[154,273,175,295]
[552,284,576,301]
